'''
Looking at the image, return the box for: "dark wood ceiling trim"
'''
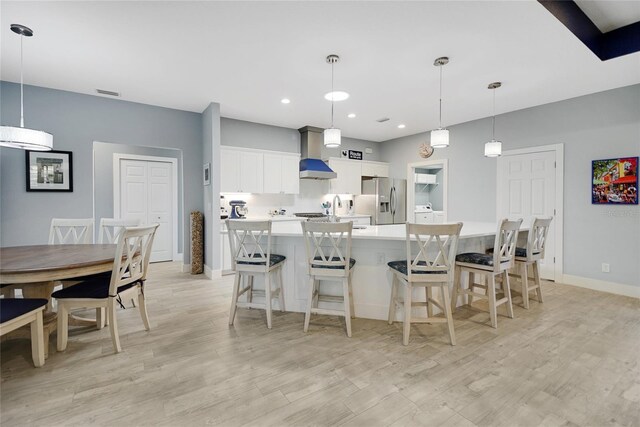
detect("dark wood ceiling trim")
[538,0,640,61]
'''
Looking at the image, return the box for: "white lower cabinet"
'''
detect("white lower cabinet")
[415,211,445,224]
[342,217,370,226]
[220,229,233,272]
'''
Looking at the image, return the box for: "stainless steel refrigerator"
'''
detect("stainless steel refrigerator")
[356,178,406,225]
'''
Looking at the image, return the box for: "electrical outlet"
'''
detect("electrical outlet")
[601,263,610,273]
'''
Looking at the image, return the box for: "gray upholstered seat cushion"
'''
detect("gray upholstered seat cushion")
[237,253,286,267]
[312,256,356,269]
[387,260,447,275]
[456,252,509,267]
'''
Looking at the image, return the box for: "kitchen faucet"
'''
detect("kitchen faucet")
[331,195,342,222]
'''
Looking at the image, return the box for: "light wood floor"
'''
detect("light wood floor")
[1,262,639,427]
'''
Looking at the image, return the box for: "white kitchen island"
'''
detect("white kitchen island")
[225,221,513,321]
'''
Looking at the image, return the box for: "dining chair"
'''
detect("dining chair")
[53,224,159,353]
[301,221,356,337]
[99,218,141,244]
[512,217,553,309]
[387,222,463,346]
[227,220,286,329]
[49,218,94,244]
[0,298,48,367]
[451,218,522,329]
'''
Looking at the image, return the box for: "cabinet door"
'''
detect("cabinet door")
[263,154,282,194]
[329,159,362,195]
[281,155,300,194]
[362,162,389,178]
[220,149,241,192]
[239,152,263,193]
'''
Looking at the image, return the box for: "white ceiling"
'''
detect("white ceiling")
[1,1,639,142]
[575,0,640,32]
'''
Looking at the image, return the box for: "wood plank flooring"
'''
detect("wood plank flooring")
[1,262,639,426]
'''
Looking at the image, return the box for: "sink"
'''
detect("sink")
[353,225,367,230]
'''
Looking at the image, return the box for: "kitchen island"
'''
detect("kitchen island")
[225,221,516,321]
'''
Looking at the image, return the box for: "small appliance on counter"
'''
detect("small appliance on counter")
[229,200,248,219]
[347,199,354,216]
[220,206,229,219]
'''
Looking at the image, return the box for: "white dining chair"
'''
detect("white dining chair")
[0,298,48,367]
[49,218,94,244]
[99,218,141,244]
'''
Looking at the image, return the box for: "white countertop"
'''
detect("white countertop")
[222,214,370,223]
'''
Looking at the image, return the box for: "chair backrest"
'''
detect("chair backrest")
[99,218,141,244]
[108,224,158,296]
[405,222,463,282]
[226,220,272,271]
[491,218,523,271]
[49,218,94,244]
[301,221,353,276]
[526,217,553,261]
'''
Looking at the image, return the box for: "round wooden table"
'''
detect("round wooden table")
[0,244,117,357]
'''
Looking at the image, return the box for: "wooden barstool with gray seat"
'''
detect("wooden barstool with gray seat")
[227,220,286,329]
[451,218,522,329]
[387,222,463,346]
[301,221,356,337]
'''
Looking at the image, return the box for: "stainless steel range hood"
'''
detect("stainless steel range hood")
[298,126,337,179]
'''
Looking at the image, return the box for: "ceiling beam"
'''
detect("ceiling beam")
[538,0,640,61]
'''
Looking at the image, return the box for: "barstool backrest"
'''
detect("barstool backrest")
[405,222,463,282]
[226,220,272,272]
[301,221,353,277]
[99,218,141,244]
[49,218,94,244]
[525,217,553,261]
[492,218,523,271]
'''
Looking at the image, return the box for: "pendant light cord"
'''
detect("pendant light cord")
[438,65,443,128]
[20,33,25,128]
[492,87,496,140]
[330,61,335,128]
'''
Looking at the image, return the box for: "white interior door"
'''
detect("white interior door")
[497,150,556,280]
[119,159,173,262]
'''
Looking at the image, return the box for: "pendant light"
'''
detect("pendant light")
[0,24,53,151]
[430,56,449,148]
[484,82,502,157]
[324,54,341,148]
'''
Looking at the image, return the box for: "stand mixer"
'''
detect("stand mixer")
[229,200,248,219]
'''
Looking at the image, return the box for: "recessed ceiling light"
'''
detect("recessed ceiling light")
[398,124,406,129]
[281,98,291,104]
[347,113,356,118]
[324,91,350,102]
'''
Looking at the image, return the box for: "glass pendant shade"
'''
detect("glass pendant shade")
[324,127,341,148]
[0,126,53,151]
[484,139,502,157]
[430,128,449,148]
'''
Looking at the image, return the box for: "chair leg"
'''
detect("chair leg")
[303,276,315,333]
[247,276,254,305]
[265,272,273,329]
[388,274,398,325]
[56,303,69,352]
[348,273,356,319]
[96,308,106,329]
[229,273,241,326]
[451,265,461,312]
[343,278,352,338]
[403,283,412,346]
[487,275,498,329]
[520,262,530,309]
[138,288,151,331]
[426,286,434,318]
[277,267,285,312]
[533,261,544,303]
[468,272,476,306]
[503,271,515,319]
[31,311,45,367]
[441,285,456,346]
[108,299,122,353]
[131,298,137,308]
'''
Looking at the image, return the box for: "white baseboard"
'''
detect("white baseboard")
[181,263,191,273]
[560,274,640,299]
[204,265,222,280]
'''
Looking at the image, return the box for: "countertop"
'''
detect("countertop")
[221,214,370,223]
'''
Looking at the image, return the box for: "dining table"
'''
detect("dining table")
[0,244,117,357]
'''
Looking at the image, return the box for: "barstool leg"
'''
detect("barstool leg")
[343,278,352,338]
[348,273,355,319]
[403,283,412,345]
[388,274,398,325]
[521,262,530,309]
[247,276,254,305]
[504,271,515,319]
[426,287,434,318]
[441,285,456,346]
[468,272,475,306]
[229,273,241,326]
[277,267,285,312]
[265,271,273,329]
[533,261,544,303]
[303,276,315,333]
[487,274,498,329]
[451,265,461,312]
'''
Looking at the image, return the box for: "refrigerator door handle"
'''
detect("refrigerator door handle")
[390,186,396,216]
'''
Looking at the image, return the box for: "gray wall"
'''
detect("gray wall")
[0,81,203,264]
[381,84,640,287]
[221,117,382,161]
[93,142,183,251]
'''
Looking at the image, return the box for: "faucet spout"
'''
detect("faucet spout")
[331,195,343,222]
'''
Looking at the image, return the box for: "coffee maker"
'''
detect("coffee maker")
[229,200,248,219]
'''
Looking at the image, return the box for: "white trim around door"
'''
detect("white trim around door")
[497,143,564,281]
[113,153,180,262]
[406,159,449,223]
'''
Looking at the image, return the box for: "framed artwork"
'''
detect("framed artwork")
[25,150,73,192]
[592,157,638,205]
[203,163,211,186]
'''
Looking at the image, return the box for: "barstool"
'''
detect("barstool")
[301,221,356,337]
[451,218,522,329]
[387,222,463,346]
[513,217,553,309]
[227,220,286,329]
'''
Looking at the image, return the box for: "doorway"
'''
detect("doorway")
[406,159,448,223]
[113,154,178,263]
[496,144,564,281]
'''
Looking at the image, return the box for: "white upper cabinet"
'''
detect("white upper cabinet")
[329,158,362,195]
[263,153,300,194]
[221,146,299,194]
[263,154,282,193]
[239,151,263,193]
[280,155,300,194]
[361,161,389,178]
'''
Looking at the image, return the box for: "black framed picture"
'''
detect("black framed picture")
[25,150,73,192]
[592,157,638,205]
